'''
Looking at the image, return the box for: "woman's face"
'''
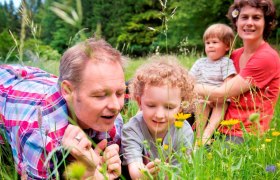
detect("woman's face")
[236,5,265,42]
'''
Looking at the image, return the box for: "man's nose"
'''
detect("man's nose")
[108,95,122,112]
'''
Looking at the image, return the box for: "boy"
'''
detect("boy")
[122,56,195,179]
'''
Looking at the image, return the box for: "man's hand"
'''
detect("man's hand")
[62,125,121,179]
[62,124,100,171]
[103,143,122,179]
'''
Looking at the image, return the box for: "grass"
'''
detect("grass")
[1,0,279,178]
[1,55,280,179]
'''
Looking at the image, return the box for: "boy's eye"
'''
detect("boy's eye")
[165,105,175,110]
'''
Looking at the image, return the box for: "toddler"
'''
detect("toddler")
[190,23,236,145]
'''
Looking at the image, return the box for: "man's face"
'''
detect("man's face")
[65,60,125,132]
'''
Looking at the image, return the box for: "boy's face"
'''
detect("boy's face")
[205,37,229,61]
[136,85,181,139]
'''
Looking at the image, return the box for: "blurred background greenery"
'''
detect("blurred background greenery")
[0,0,279,63]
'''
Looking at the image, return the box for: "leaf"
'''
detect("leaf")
[231,157,243,171]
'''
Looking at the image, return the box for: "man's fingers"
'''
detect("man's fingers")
[94,139,108,155]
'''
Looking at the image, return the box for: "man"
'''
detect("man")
[0,38,126,179]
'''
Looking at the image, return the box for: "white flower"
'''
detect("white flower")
[232,9,239,18]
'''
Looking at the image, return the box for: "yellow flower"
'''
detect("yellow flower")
[265,138,272,143]
[207,153,213,160]
[277,162,280,169]
[64,161,86,179]
[174,120,184,128]
[163,144,169,150]
[156,138,163,144]
[174,113,192,121]
[220,119,240,127]
[272,131,280,137]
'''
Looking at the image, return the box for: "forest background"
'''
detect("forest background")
[1,1,280,179]
[0,0,279,64]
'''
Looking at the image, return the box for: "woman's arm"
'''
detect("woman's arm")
[195,74,251,101]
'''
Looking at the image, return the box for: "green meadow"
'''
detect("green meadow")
[1,54,280,179]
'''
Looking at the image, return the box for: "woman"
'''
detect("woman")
[195,0,280,144]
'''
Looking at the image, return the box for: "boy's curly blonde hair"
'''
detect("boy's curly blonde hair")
[130,55,195,103]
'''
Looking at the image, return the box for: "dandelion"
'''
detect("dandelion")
[174,120,184,128]
[174,113,191,129]
[272,131,280,137]
[64,161,86,180]
[174,112,192,120]
[163,144,169,150]
[220,119,240,129]
[156,138,163,144]
[265,138,272,143]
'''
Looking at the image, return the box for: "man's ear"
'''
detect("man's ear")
[136,96,142,110]
[60,80,74,102]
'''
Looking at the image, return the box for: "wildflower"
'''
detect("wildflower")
[249,113,260,123]
[220,119,240,128]
[196,139,202,147]
[207,153,213,160]
[181,147,187,153]
[214,131,221,137]
[174,112,192,120]
[64,161,86,179]
[272,131,280,137]
[143,140,150,151]
[156,138,163,144]
[277,162,280,169]
[265,165,277,172]
[232,9,239,18]
[180,101,190,109]
[163,144,169,150]
[265,138,272,143]
[174,120,184,128]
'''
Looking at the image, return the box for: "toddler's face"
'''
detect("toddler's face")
[205,37,229,61]
[137,84,181,139]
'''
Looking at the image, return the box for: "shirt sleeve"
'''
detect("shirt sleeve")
[181,121,194,148]
[121,123,144,165]
[189,59,201,78]
[240,49,279,88]
[221,58,237,80]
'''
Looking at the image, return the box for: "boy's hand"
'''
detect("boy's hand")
[146,158,160,176]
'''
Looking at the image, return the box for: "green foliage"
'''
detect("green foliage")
[0,30,17,62]
[24,38,61,61]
